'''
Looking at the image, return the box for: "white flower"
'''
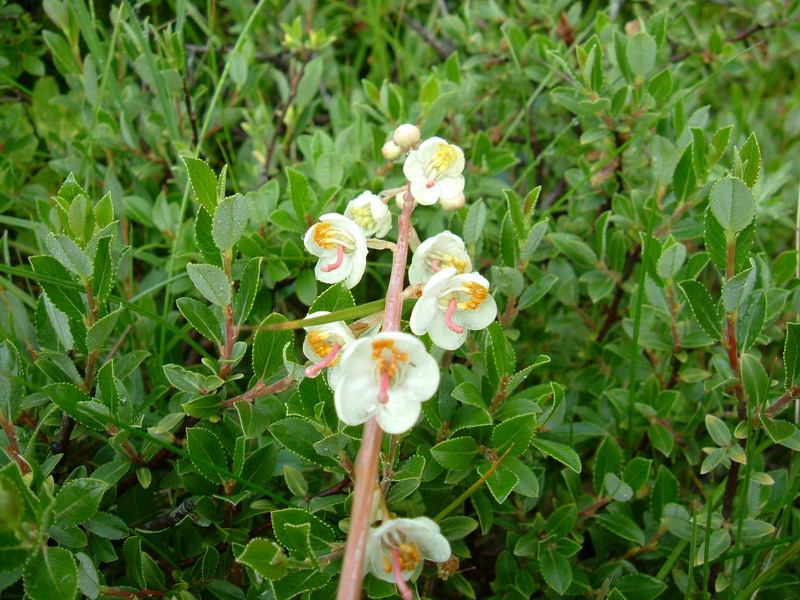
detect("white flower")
[302,312,356,380]
[366,517,451,588]
[403,137,465,206]
[382,140,402,160]
[410,267,497,350]
[303,214,368,289]
[393,124,421,150]
[408,231,472,285]
[344,191,392,238]
[333,332,439,434]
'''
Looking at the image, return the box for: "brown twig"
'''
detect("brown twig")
[597,243,641,343]
[1,412,29,474]
[221,374,295,407]
[401,14,456,59]
[261,53,311,183]
[98,587,167,598]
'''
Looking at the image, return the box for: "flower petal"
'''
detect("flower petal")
[428,317,468,350]
[334,375,377,426]
[376,397,422,434]
[437,175,465,200]
[454,293,497,330]
[409,294,439,336]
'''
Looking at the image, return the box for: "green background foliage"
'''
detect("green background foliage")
[2,1,800,599]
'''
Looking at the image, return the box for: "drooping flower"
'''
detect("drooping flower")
[365,517,451,599]
[344,191,392,238]
[303,214,368,289]
[302,312,356,382]
[333,332,439,434]
[410,267,497,350]
[408,231,472,285]
[403,137,465,206]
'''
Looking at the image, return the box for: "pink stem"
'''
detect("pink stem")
[337,188,415,600]
[321,244,344,272]
[444,298,464,333]
[304,343,341,378]
[391,548,414,600]
[378,371,391,403]
[431,259,441,272]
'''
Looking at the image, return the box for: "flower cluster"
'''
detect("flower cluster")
[299,126,494,594]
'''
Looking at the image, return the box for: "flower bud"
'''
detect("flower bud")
[440,193,465,211]
[381,140,402,161]
[393,123,421,149]
[394,191,416,211]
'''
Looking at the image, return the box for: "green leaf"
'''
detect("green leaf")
[0,341,24,419]
[623,457,652,492]
[177,298,223,344]
[271,508,336,562]
[212,193,248,251]
[694,529,730,565]
[705,415,731,446]
[309,283,356,316]
[678,280,721,340]
[626,31,656,79]
[236,538,288,580]
[613,574,667,600]
[83,511,128,539]
[86,309,122,352]
[185,427,228,483]
[236,402,271,439]
[521,219,549,260]
[547,504,577,536]
[739,132,761,188]
[722,265,755,313]
[269,419,337,468]
[54,478,108,526]
[690,127,707,177]
[540,544,572,595]
[234,258,262,327]
[195,208,223,267]
[476,462,519,503]
[595,513,645,545]
[182,156,218,214]
[46,234,92,278]
[648,423,674,457]
[68,195,94,244]
[709,177,755,233]
[742,353,769,409]
[30,255,84,321]
[43,383,107,430]
[549,232,598,266]
[430,437,479,470]
[709,125,733,165]
[23,547,78,600]
[92,236,115,303]
[503,189,526,240]
[252,314,293,379]
[181,395,223,419]
[672,144,695,202]
[287,167,311,222]
[656,242,686,280]
[592,436,622,494]
[531,437,581,473]
[439,516,479,540]
[650,466,678,520]
[463,200,488,246]
[186,264,231,307]
[783,323,800,389]
[647,68,672,103]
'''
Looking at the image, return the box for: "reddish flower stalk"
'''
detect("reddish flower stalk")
[336,189,415,600]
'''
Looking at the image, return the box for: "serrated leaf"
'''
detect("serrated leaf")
[54,478,108,526]
[47,234,92,278]
[531,437,581,473]
[739,132,761,188]
[678,280,721,340]
[234,258,262,326]
[672,144,695,202]
[595,513,645,545]
[92,236,115,303]
[86,309,122,352]
[709,177,754,233]
[705,415,731,446]
[185,427,228,483]
[212,193,248,251]
[626,31,656,79]
[182,156,218,214]
[430,437,479,470]
[23,547,78,600]
[177,298,224,344]
[186,264,231,307]
[253,313,293,379]
[540,545,572,595]
[236,538,288,580]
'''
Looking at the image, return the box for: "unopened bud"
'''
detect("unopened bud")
[393,123,421,149]
[382,140,402,161]
[395,191,417,210]
[440,193,465,211]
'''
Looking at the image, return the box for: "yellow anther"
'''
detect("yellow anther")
[312,223,335,250]
[457,281,488,311]
[350,205,376,230]
[382,556,392,574]
[307,331,341,365]
[442,255,467,274]
[427,143,458,177]
[371,339,408,376]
